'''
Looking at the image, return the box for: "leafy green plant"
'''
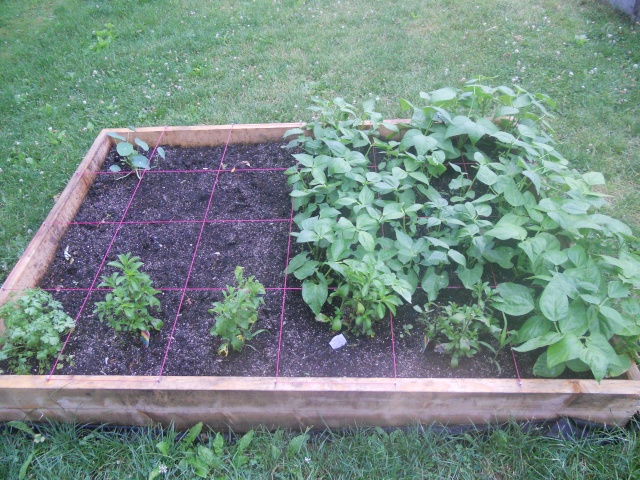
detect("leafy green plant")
[94,253,163,339]
[285,80,640,380]
[0,288,75,374]
[107,128,165,178]
[89,23,115,51]
[209,266,266,356]
[415,282,503,367]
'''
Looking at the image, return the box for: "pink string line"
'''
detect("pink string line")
[274,202,295,382]
[156,126,234,381]
[90,167,287,175]
[511,349,522,386]
[47,127,169,380]
[64,218,290,226]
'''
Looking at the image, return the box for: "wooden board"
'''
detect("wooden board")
[1,123,639,430]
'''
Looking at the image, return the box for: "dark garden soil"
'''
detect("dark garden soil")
[25,142,574,379]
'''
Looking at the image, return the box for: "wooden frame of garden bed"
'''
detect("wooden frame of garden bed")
[1,123,639,430]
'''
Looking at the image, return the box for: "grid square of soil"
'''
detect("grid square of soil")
[187,222,290,290]
[160,291,282,376]
[276,291,396,378]
[101,223,201,289]
[58,291,183,376]
[208,171,291,221]
[39,223,119,289]
[221,143,294,169]
[73,173,137,223]
[123,171,215,222]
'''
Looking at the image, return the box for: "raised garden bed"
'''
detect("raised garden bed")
[1,121,640,430]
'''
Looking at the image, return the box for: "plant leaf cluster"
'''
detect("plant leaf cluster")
[107,129,165,178]
[209,266,266,356]
[0,288,75,374]
[94,253,163,338]
[284,81,640,380]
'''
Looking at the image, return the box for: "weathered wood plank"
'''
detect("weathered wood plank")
[0,376,637,429]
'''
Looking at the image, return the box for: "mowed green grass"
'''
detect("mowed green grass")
[1,421,639,479]
[0,0,638,281]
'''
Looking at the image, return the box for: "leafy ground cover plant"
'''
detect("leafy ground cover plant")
[285,81,640,380]
[94,253,163,342]
[0,288,75,374]
[209,266,266,356]
[107,128,165,178]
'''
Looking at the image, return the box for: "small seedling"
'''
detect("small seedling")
[0,288,75,374]
[209,266,266,356]
[94,253,163,341]
[107,128,165,178]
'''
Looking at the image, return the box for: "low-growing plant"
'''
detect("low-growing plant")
[0,288,75,374]
[415,282,503,367]
[107,128,165,178]
[209,266,266,356]
[94,253,163,340]
[284,80,640,380]
[89,23,116,51]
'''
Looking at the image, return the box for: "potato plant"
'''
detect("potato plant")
[284,81,640,380]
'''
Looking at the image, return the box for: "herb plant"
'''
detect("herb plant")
[415,282,503,367]
[209,266,266,356]
[0,288,75,374]
[107,128,165,178]
[94,253,163,338]
[285,81,640,380]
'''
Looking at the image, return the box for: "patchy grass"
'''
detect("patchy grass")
[0,0,638,284]
[0,420,639,479]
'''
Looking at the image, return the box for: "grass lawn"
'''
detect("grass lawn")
[1,420,639,478]
[0,0,639,476]
[0,0,638,284]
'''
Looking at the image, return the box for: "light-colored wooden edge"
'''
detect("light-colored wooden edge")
[0,375,638,429]
[1,122,639,429]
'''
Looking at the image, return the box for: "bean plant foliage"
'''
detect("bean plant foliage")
[284,80,640,381]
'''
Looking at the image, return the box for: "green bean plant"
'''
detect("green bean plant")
[284,81,640,380]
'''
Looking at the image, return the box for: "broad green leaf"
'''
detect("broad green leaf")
[475,165,498,186]
[131,155,150,169]
[567,245,587,268]
[302,279,328,315]
[516,315,551,343]
[539,280,569,322]
[485,225,527,241]
[582,172,605,186]
[134,138,149,151]
[503,178,525,207]
[493,283,535,316]
[547,334,584,367]
[533,352,566,378]
[608,281,630,299]
[445,116,487,145]
[358,231,375,251]
[559,299,589,336]
[421,268,449,302]
[107,132,126,141]
[116,142,134,157]
[513,331,565,352]
[287,433,310,456]
[109,164,122,172]
[429,87,457,105]
[447,249,466,267]
[599,305,640,336]
[455,264,483,290]
[324,140,349,157]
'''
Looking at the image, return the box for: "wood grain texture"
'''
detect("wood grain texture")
[0,376,637,429]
